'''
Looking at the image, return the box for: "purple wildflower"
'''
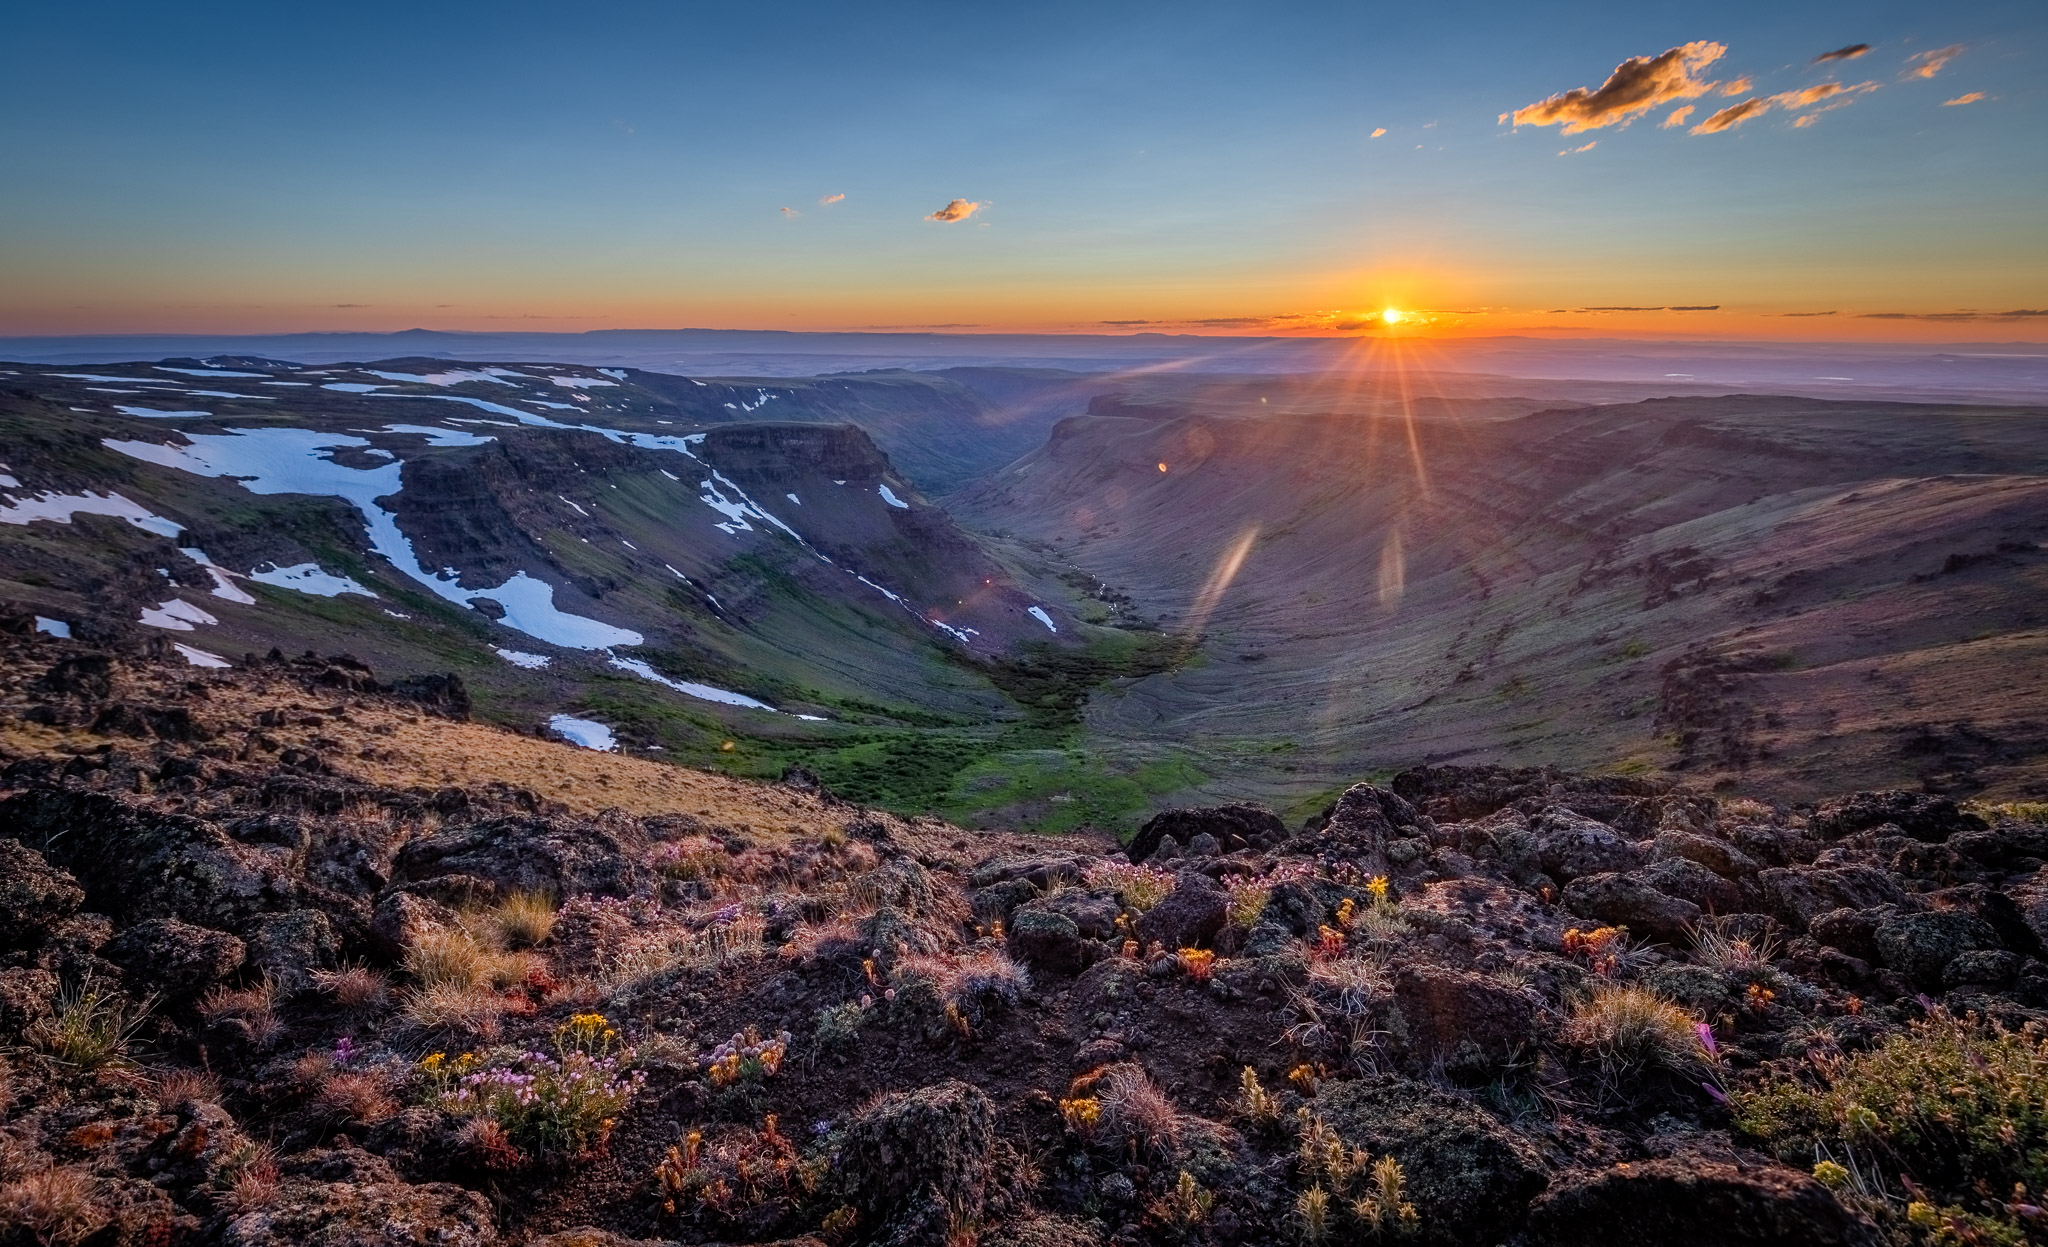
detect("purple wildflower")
[1702,1082,1728,1105]
[332,1037,354,1067]
[1694,1022,1718,1058]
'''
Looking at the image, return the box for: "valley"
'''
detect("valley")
[3,356,2045,834]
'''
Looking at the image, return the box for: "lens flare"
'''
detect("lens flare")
[1381,308,1404,325]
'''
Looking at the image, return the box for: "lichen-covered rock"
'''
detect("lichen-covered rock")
[368,890,458,961]
[1008,906,1087,973]
[220,1177,496,1245]
[103,918,246,1000]
[1523,1158,1875,1246]
[1758,866,1904,930]
[1944,948,2021,987]
[1127,803,1285,863]
[391,814,643,900]
[245,909,338,994]
[1811,791,1985,844]
[1652,830,1760,879]
[1638,856,1742,913]
[0,965,60,1040]
[840,1079,996,1246]
[1391,963,1536,1072]
[1562,871,1702,940]
[1873,910,1999,989]
[1030,887,1120,940]
[1505,808,1642,884]
[971,877,1039,925]
[1317,1078,1548,1246]
[0,789,283,929]
[0,839,84,949]
[1135,875,1228,950]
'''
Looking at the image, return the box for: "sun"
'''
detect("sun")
[1381,307,1404,325]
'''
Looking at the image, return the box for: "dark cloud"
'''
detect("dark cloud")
[925,198,983,222]
[1503,41,1726,134]
[1691,97,1768,134]
[1669,305,1721,311]
[1813,43,1871,63]
[1781,311,1838,317]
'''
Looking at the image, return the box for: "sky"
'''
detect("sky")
[1,0,2042,340]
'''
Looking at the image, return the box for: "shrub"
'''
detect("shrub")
[654,1115,821,1223]
[814,999,872,1054]
[424,1013,643,1161]
[1150,1169,1215,1230]
[1562,984,1708,1083]
[1733,1009,2048,1242]
[0,1166,105,1246]
[492,891,559,950]
[1082,861,1174,912]
[31,976,153,1071]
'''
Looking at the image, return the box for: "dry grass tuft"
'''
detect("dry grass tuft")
[30,976,153,1072]
[0,1166,105,1246]
[1563,983,1708,1082]
[404,925,533,991]
[313,1070,399,1124]
[1088,1063,1186,1158]
[402,980,505,1040]
[153,1067,222,1106]
[200,978,282,1048]
[491,891,559,950]
[310,963,389,1012]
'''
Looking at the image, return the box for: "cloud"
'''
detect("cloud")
[331,303,371,308]
[1370,127,1387,137]
[925,198,983,222]
[1813,43,1871,63]
[1771,81,1865,108]
[1662,105,1695,128]
[1793,114,1820,128]
[1857,309,2047,322]
[819,193,845,205]
[1944,92,1986,106]
[1781,310,1838,316]
[1557,140,1597,155]
[1721,78,1753,95]
[779,206,801,218]
[1503,41,1726,134]
[1906,45,1963,79]
[1691,97,1767,133]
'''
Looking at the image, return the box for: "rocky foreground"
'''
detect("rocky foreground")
[0,624,2045,1247]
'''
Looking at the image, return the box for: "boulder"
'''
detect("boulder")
[1652,830,1761,879]
[1135,875,1228,950]
[0,789,282,929]
[1317,1077,1548,1246]
[391,814,642,899]
[1523,1158,1875,1247]
[1127,803,1285,863]
[220,1178,496,1246]
[103,918,246,1001]
[1391,964,1536,1072]
[1512,808,1642,883]
[1758,866,1905,930]
[840,1080,995,1245]
[1943,948,2021,988]
[1638,856,1742,914]
[245,910,339,994]
[1807,907,1892,962]
[1811,791,1985,843]
[1007,907,1087,974]
[970,878,1039,925]
[368,891,458,961]
[0,838,84,948]
[1562,872,1702,941]
[1872,910,1999,990]
[1030,887,1121,940]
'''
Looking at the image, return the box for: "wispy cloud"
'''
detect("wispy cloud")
[1813,43,1871,63]
[1721,78,1753,96]
[1661,105,1695,128]
[1557,140,1596,155]
[1859,308,2047,321]
[1905,45,1963,79]
[779,206,801,218]
[819,192,845,205]
[1691,97,1767,134]
[1944,91,1986,106]
[925,198,983,223]
[1781,310,1838,316]
[1370,127,1387,138]
[1503,41,1726,134]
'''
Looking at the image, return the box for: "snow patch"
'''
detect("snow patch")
[878,484,909,509]
[382,423,494,447]
[156,366,267,377]
[33,616,69,638]
[174,643,232,668]
[139,598,217,631]
[368,369,510,387]
[114,405,211,419]
[0,490,183,538]
[1028,606,1058,633]
[550,376,618,388]
[495,648,551,669]
[178,548,256,604]
[607,654,785,712]
[322,383,384,393]
[249,562,376,598]
[785,492,801,505]
[548,714,617,751]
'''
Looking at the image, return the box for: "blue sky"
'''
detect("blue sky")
[1,0,2040,337]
